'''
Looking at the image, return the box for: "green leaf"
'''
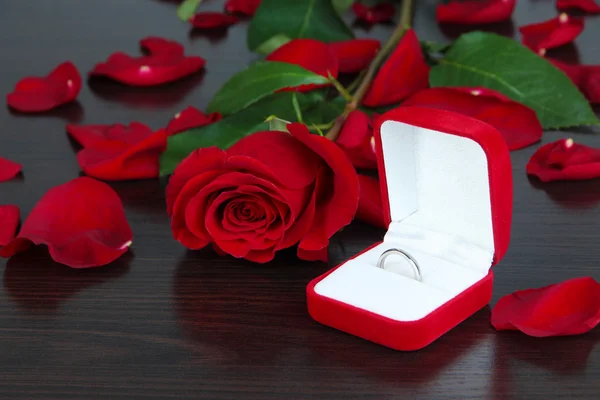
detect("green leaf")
[176,0,203,22]
[332,0,354,13]
[303,96,346,125]
[207,61,329,116]
[248,0,354,52]
[255,34,291,55]
[160,92,324,175]
[429,32,599,129]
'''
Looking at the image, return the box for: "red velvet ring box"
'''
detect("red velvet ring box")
[307,106,513,351]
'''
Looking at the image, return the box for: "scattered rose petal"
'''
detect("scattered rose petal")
[492,277,600,337]
[266,39,338,91]
[328,39,381,73]
[67,123,167,180]
[356,175,386,229]
[190,12,239,29]
[362,29,429,107]
[549,59,600,104]
[436,0,516,25]
[582,66,600,103]
[519,13,584,55]
[89,37,205,86]
[6,61,81,113]
[139,36,185,57]
[557,0,600,14]
[402,87,543,150]
[166,106,222,136]
[526,138,600,182]
[0,205,20,246]
[0,177,133,268]
[225,0,261,16]
[0,157,22,182]
[352,2,396,24]
[336,110,378,169]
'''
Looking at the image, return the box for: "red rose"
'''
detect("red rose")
[165,123,359,263]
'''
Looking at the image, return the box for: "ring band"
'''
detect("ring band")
[376,248,422,282]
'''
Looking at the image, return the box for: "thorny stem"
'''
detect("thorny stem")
[325,0,414,140]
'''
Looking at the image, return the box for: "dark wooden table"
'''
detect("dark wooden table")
[1,1,599,399]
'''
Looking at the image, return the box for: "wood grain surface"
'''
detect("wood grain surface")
[1,1,599,399]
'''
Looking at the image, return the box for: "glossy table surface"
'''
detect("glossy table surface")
[1,1,599,399]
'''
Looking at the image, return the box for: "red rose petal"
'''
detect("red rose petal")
[355,175,386,229]
[581,66,600,104]
[227,130,322,189]
[362,29,429,107]
[75,125,167,181]
[336,110,378,169]
[225,0,261,16]
[402,87,543,150]
[166,106,222,136]
[527,138,600,182]
[166,147,228,217]
[549,59,600,104]
[492,277,600,337]
[519,13,584,55]
[90,37,205,86]
[0,205,20,246]
[0,177,133,268]
[328,39,381,73]
[66,122,154,148]
[557,0,600,14]
[287,123,359,259]
[190,12,239,29]
[436,0,516,25]
[6,61,81,113]
[266,39,338,91]
[352,2,396,24]
[0,157,22,182]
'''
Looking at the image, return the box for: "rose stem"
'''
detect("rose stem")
[325,0,414,140]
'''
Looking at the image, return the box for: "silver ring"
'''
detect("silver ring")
[376,248,422,282]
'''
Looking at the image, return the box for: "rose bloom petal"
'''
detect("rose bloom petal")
[77,127,167,181]
[352,2,396,24]
[266,39,338,92]
[0,157,22,182]
[0,177,133,268]
[362,29,429,107]
[437,0,516,25]
[336,110,378,169]
[166,147,228,217]
[287,123,359,260]
[355,175,386,229]
[328,39,381,73]
[190,12,239,29]
[402,87,543,150]
[519,13,584,55]
[225,0,261,16]
[227,130,322,189]
[492,277,600,337]
[526,138,600,182]
[89,37,205,86]
[166,106,222,136]
[0,205,20,246]
[6,61,81,113]
[557,0,600,14]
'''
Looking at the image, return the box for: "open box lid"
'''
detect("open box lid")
[373,106,513,267]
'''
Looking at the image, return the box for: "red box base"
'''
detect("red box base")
[306,244,494,351]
